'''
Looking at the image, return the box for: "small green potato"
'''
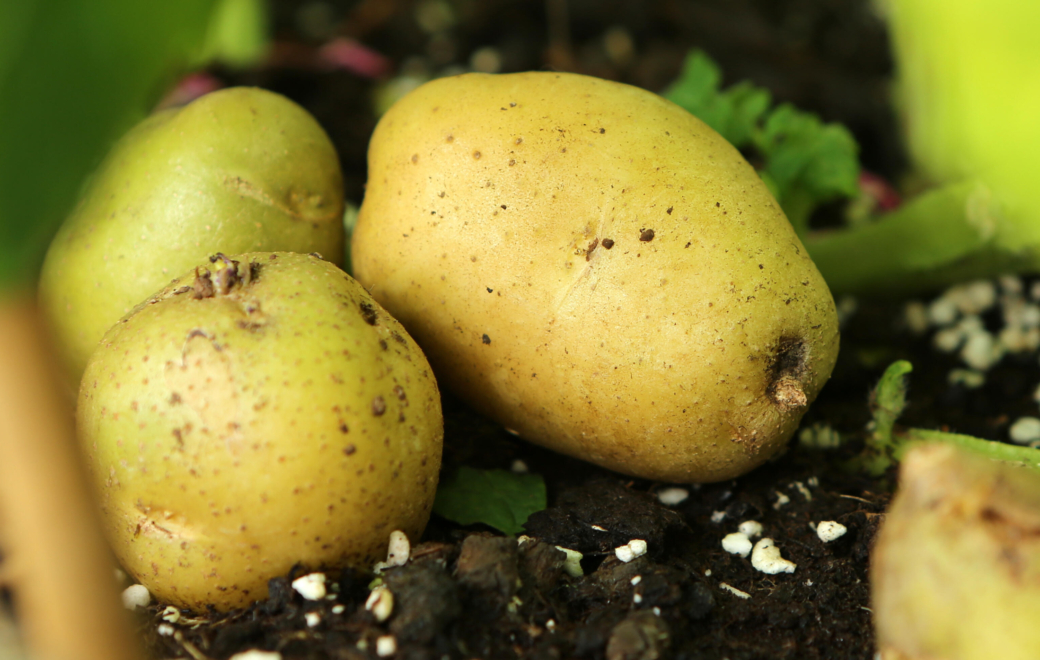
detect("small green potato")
[78,252,442,611]
[352,72,839,483]
[40,87,345,386]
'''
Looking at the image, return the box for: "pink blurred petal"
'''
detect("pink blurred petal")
[859,171,902,211]
[155,73,224,110]
[319,37,390,79]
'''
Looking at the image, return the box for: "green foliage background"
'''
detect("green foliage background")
[0,0,218,292]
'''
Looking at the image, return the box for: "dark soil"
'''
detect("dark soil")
[142,388,891,660]
[18,1,1040,659]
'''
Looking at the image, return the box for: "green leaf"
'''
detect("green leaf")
[0,0,219,291]
[663,50,771,148]
[753,104,860,232]
[433,467,547,535]
[663,50,860,235]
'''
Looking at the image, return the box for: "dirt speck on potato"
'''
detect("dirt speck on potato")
[639,228,655,242]
[359,301,379,325]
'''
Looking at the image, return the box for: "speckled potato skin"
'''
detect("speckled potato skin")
[352,72,839,483]
[40,87,345,387]
[78,252,442,611]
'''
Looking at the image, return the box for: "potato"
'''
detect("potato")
[352,72,839,483]
[873,443,1040,660]
[40,88,345,386]
[77,252,442,611]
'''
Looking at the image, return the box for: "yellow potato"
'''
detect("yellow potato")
[352,72,839,483]
[78,252,442,610]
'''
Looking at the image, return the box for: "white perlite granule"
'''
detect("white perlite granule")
[386,530,410,567]
[719,582,751,599]
[161,605,180,623]
[376,635,397,657]
[738,520,763,538]
[121,584,150,611]
[229,652,282,660]
[556,546,584,577]
[721,532,753,558]
[1010,417,1040,444]
[816,521,848,543]
[657,487,690,506]
[291,573,327,601]
[366,586,394,622]
[615,539,648,563]
[750,538,796,575]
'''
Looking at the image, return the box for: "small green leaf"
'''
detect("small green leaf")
[663,50,860,235]
[753,104,860,231]
[433,466,546,535]
[663,50,769,148]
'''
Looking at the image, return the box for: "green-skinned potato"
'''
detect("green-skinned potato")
[40,87,345,387]
[873,443,1040,660]
[78,252,442,611]
[352,72,839,483]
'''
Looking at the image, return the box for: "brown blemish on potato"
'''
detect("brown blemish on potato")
[482,334,491,345]
[585,238,600,261]
[602,238,615,249]
[192,268,215,299]
[359,302,379,325]
[766,336,809,411]
[639,228,655,242]
[371,396,387,416]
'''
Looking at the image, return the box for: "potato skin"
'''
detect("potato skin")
[78,252,442,611]
[352,72,839,483]
[40,88,345,386]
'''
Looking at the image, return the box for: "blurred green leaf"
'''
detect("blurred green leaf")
[663,50,771,148]
[0,0,218,291]
[195,0,268,69]
[664,49,860,235]
[754,104,860,233]
[433,467,547,535]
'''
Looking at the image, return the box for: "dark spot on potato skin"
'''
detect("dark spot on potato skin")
[482,334,491,345]
[343,444,356,455]
[372,396,387,416]
[639,228,655,242]
[339,423,349,433]
[393,385,407,401]
[586,238,600,261]
[766,336,809,411]
[360,302,378,325]
[602,238,615,249]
